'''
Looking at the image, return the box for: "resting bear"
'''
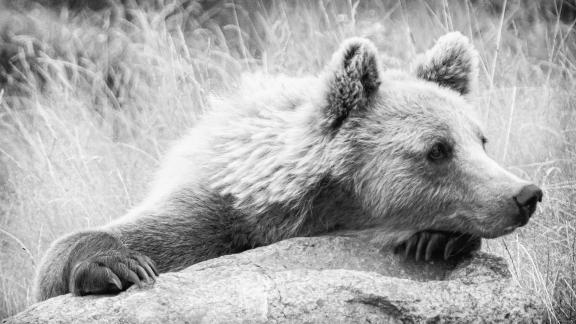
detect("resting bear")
[34,32,543,301]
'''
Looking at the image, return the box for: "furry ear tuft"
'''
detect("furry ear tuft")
[322,38,381,129]
[414,32,479,95]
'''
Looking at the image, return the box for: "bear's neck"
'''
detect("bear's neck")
[205,125,366,243]
[214,176,368,245]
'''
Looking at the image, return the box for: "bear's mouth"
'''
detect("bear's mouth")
[502,225,518,235]
[471,224,520,239]
[446,209,530,239]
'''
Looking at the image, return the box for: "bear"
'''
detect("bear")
[34,32,543,301]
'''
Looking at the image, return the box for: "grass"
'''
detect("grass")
[0,0,575,321]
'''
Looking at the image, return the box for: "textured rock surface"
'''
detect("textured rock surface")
[5,236,544,323]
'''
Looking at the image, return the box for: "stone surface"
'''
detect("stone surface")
[5,236,544,323]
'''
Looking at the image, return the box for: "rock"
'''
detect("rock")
[4,236,544,323]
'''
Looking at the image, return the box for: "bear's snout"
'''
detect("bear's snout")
[513,184,543,226]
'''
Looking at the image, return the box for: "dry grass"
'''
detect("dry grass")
[0,0,575,322]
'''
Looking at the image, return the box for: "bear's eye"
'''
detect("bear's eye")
[428,142,451,162]
[481,136,488,150]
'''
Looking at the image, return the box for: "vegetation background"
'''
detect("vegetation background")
[0,0,575,322]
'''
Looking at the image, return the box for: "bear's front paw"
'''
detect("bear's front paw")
[394,231,481,262]
[70,250,158,296]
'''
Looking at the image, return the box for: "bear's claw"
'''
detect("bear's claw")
[70,250,158,296]
[395,231,481,262]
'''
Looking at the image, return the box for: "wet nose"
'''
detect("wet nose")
[514,184,543,221]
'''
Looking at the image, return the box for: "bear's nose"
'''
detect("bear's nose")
[513,184,543,224]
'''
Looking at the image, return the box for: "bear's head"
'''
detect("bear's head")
[321,33,543,240]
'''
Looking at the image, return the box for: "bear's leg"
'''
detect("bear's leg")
[35,190,251,301]
[394,231,481,262]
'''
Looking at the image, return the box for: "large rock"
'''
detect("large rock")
[5,236,544,323]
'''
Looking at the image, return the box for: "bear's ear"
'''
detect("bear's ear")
[414,32,479,95]
[321,38,381,129]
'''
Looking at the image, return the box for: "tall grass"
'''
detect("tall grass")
[0,0,575,322]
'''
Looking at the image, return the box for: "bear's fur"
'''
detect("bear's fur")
[34,32,541,301]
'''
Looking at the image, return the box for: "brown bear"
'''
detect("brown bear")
[34,32,543,301]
